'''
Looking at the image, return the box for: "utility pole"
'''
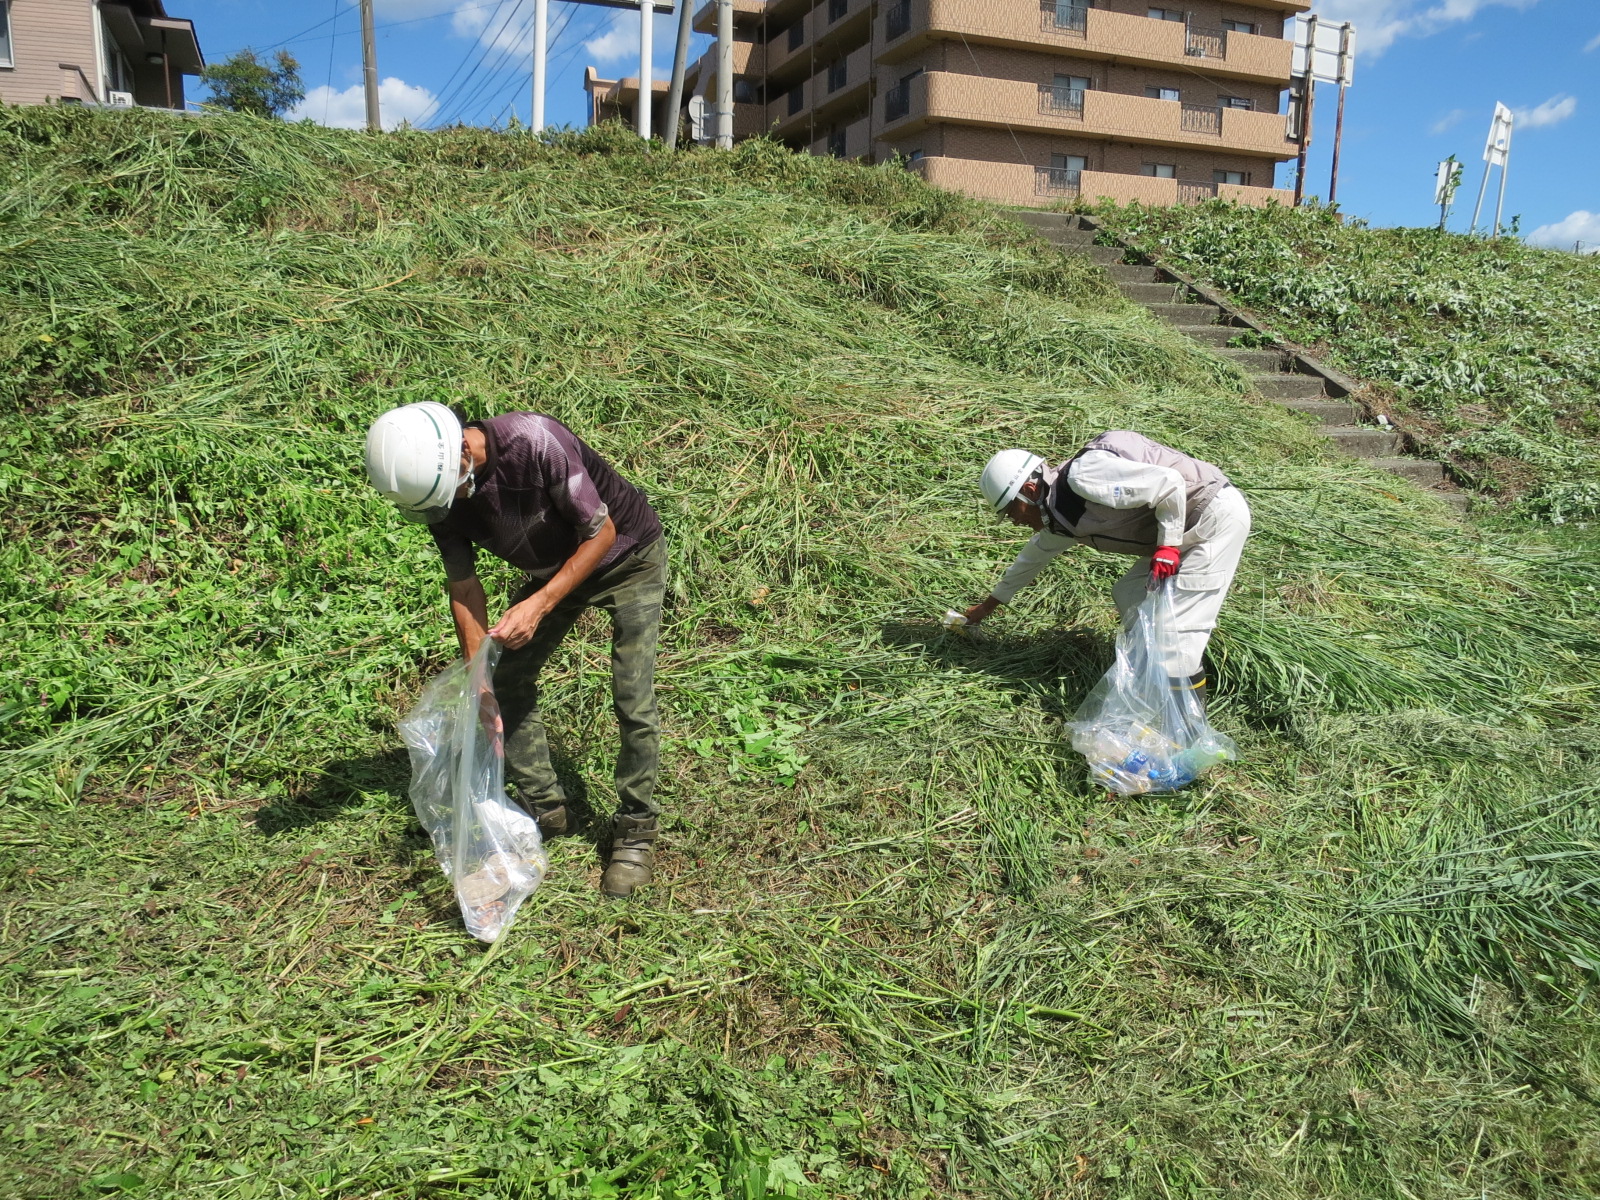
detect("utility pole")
[359,0,380,132]
[1291,14,1315,206]
[715,0,734,148]
[664,0,693,148]
[636,0,654,138]
[530,0,548,131]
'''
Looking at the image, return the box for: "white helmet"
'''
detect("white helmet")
[364,401,465,524]
[980,449,1044,513]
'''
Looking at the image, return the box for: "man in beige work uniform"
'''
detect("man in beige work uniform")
[964,431,1251,709]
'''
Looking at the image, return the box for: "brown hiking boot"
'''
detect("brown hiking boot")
[524,801,570,840]
[601,814,658,899]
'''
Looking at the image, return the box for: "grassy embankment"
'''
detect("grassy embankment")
[1096,201,1600,520]
[3,109,1600,1199]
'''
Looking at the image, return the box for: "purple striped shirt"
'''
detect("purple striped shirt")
[429,413,661,583]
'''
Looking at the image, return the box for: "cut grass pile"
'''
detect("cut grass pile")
[1094,201,1600,520]
[3,109,1600,1199]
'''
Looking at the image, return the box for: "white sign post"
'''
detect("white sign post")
[1290,16,1356,205]
[1469,103,1514,236]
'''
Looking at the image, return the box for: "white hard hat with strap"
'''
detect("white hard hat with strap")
[980,449,1045,513]
[364,401,465,524]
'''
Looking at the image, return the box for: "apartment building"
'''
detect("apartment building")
[0,0,203,110]
[585,0,1309,208]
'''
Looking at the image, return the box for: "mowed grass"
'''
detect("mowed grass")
[3,108,1600,1198]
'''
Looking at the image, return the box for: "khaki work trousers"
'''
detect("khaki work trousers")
[1109,486,1251,677]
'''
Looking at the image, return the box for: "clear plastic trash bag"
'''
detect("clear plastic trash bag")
[1068,580,1237,795]
[398,638,548,942]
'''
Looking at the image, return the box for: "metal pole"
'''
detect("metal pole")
[664,0,693,148]
[1469,160,1491,234]
[1492,120,1512,237]
[360,0,381,132]
[637,0,654,138]
[1328,83,1346,205]
[1292,14,1315,205]
[531,0,548,131]
[715,0,734,148]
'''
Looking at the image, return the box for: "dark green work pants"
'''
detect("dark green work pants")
[493,537,666,820]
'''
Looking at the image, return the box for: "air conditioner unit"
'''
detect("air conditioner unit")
[108,91,135,107]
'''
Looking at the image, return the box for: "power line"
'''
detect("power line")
[425,0,521,124]
[428,0,531,126]
[455,3,590,129]
[447,2,550,126]
[321,0,340,123]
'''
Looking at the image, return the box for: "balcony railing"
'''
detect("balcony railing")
[828,0,848,22]
[788,86,804,115]
[885,81,911,122]
[1035,166,1082,196]
[788,22,804,50]
[1038,85,1086,118]
[886,0,911,41]
[828,127,847,157]
[1184,25,1226,58]
[1040,1,1089,35]
[1180,103,1222,135]
[1178,181,1220,203]
[827,60,847,92]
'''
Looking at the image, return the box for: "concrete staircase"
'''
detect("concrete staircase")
[1008,211,1460,505]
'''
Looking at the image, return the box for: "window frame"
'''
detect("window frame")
[1219,95,1255,110]
[1220,18,1257,35]
[1140,163,1177,179]
[1144,85,1181,102]
[1146,7,1185,22]
[0,1,13,70]
[1213,169,1248,185]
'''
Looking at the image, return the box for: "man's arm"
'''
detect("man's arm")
[488,517,618,650]
[447,576,492,662]
[966,531,1073,623]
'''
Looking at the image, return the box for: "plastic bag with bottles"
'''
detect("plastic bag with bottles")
[1068,580,1237,794]
[398,638,548,942]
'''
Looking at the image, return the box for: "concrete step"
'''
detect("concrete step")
[1119,281,1182,304]
[1253,373,1327,400]
[1326,427,1403,458]
[1106,263,1166,284]
[1010,210,1091,234]
[1041,229,1099,247]
[1282,398,1358,424]
[1218,347,1290,371]
[1148,302,1222,325]
[1439,492,1471,513]
[1370,457,1445,485]
[1173,323,1242,346]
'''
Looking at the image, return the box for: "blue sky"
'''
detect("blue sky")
[195,0,1598,249]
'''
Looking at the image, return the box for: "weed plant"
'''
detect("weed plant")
[1097,201,1600,519]
[3,109,1600,1198]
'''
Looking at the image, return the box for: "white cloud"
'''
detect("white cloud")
[584,12,640,63]
[290,76,440,131]
[1430,107,1466,133]
[451,0,542,57]
[1526,211,1600,254]
[1513,93,1577,129]
[1584,30,1600,52]
[1310,0,1539,57]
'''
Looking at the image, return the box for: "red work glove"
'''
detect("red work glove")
[1149,546,1181,583]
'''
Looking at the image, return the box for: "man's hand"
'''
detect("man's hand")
[964,596,1002,625]
[1150,546,1181,583]
[489,594,552,650]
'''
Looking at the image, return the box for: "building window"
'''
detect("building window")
[1049,1,1094,33]
[733,79,757,104]
[886,0,912,40]
[788,86,804,115]
[1144,86,1180,102]
[1220,95,1254,110]
[0,1,12,69]
[827,59,847,93]
[1140,163,1177,178]
[1147,7,1185,21]
[886,68,919,121]
[905,148,924,164]
[1213,169,1248,185]
[1221,19,1257,34]
[788,22,804,51]
[828,127,847,157]
[828,0,848,22]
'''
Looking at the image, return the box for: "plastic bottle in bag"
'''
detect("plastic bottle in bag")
[398,639,548,942]
[1068,581,1237,795]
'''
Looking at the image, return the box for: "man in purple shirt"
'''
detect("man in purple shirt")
[365,402,666,899]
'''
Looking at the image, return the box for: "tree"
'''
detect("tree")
[200,49,305,118]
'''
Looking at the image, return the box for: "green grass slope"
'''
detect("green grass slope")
[1096,202,1600,519]
[3,109,1600,1199]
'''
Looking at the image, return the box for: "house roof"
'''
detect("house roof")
[101,2,205,74]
